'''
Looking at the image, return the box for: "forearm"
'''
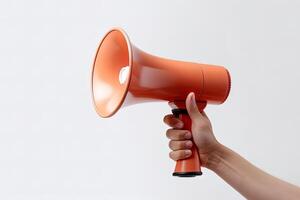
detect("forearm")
[206,144,300,200]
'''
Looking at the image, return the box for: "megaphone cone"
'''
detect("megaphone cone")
[91,28,231,177]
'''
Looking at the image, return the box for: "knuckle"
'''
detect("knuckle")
[200,123,210,130]
[179,141,187,149]
[179,131,189,139]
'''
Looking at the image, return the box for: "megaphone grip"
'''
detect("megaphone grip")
[172,109,202,177]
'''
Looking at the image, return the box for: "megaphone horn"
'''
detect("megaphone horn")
[91,28,231,177]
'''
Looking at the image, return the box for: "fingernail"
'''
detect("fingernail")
[190,92,196,105]
[184,132,191,139]
[185,150,192,156]
[185,141,193,148]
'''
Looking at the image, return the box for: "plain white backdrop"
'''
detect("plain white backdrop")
[0,0,300,199]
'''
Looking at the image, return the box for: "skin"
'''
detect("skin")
[164,92,300,200]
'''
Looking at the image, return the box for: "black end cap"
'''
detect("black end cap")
[173,171,202,177]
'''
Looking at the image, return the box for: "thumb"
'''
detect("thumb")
[186,92,203,121]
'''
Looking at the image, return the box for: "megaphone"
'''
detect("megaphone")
[91,28,231,177]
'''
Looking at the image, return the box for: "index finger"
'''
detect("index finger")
[163,114,183,129]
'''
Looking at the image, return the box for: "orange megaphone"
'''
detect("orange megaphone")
[91,28,231,177]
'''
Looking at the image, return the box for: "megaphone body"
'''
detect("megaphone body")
[92,28,231,177]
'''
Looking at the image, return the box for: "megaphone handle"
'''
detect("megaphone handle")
[172,108,202,177]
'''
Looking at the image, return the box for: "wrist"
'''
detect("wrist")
[205,143,229,171]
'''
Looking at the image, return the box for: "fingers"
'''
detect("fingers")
[169,140,193,151]
[169,149,192,161]
[166,130,193,161]
[163,114,183,128]
[164,92,211,162]
[164,114,193,161]
[166,129,192,140]
[185,92,204,121]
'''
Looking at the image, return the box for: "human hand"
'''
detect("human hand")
[163,92,221,168]
[165,93,300,199]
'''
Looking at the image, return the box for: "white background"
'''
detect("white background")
[0,0,300,199]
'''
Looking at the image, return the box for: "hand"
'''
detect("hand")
[164,93,300,199]
[163,92,221,168]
